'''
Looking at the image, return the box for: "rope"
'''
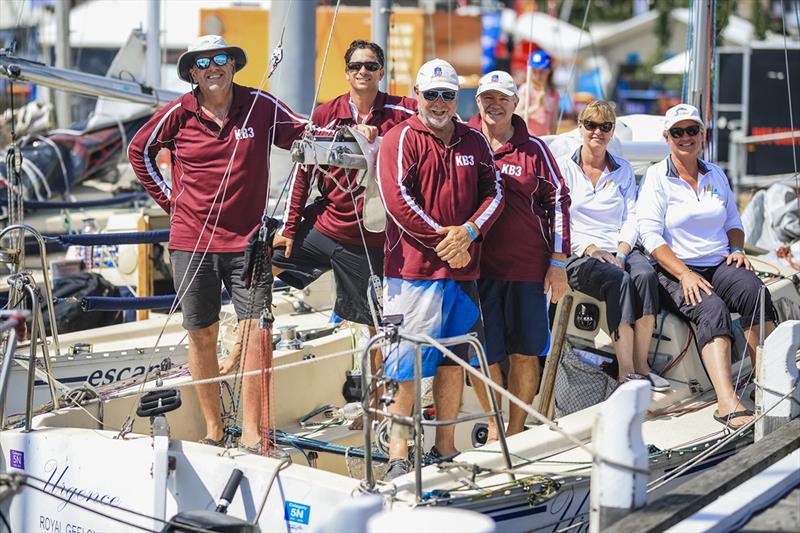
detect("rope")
[25,192,149,210]
[80,294,176,312]
[308,0,342,121]
[780,0,800,206]
[56,229,169,246]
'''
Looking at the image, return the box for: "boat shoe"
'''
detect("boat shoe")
[383,458,411,481]
[647,372,671,392]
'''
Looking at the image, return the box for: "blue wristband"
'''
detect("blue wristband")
[731,247,745,255]
[463,223,477,241]
[550,259,567,268]
[617,252,628,262]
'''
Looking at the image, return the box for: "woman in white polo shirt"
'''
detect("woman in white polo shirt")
[637,103,774,430]
[558,100,667,391]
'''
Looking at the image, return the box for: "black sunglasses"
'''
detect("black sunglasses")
[582,120,614,133]
[194,53,231,70]
[347,61,382,72]
[422,89,457,102]
[668,124,702,138]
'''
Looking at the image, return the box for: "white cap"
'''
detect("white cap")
[476,70,517,97]
[664,103,704,131]
[416,59,459,92]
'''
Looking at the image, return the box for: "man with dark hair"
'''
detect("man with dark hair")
[129,35,306,452]
[271,41,416,409]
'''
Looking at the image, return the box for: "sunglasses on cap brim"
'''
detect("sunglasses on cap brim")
[194,53,232,70]
[668,124,702,138]
[421,89,457,102]
[581,120,614,133]
[347,61,382,72]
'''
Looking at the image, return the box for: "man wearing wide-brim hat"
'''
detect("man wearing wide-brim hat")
[129,35,307,454]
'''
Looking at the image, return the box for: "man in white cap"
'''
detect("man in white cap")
[128,35,307,453]
[467,71,570,441]
[377,59,504,480]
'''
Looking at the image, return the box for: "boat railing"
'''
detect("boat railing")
[0,310,29,428]
[0,224,61,356]
[359,326,514,501]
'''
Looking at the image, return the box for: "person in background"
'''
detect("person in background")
[467,70,570,441]
[516,49,559,136]
[559,100,667,390]
[637,103,775,430]
[377,59,504,480]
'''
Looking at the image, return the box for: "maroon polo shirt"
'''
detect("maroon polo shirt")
[467,114,571,282]
[378,115,505,281]
[281,91,417,247]
[128,84,306,252]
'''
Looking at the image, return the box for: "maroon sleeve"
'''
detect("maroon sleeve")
[467,132,505,236]
[377,127,441,248]
[533,138,571,254]
[265,94,308,150]
[280,164,312,239]
[127,100,183,213]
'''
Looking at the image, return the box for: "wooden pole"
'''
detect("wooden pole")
[137,216,153,321]
[533,293,573,419]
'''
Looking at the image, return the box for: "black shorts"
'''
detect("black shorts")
[566,249,659,335]
[478,279,550,365]
[171,250,272,330]
[272,224,383,325]
[657,261,774,349]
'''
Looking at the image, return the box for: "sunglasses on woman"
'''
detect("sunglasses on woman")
[347,61,382,72]
[668,125,702,138]
[421,89,457,102]
[582,120,614,133]
[194,53,231,70]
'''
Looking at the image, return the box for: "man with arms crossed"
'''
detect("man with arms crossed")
[129,36,306,451]
[378,59,504,480]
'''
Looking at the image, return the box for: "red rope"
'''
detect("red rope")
[259,326,274,455]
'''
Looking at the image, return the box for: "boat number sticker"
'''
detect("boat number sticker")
[284,501,311,525]
[9,449,24,469]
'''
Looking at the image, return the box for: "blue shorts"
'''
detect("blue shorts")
[382,278,485,382]
[477,279,550,365]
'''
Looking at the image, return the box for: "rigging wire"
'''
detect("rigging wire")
[556,0,591,132]
[780,0,799,197]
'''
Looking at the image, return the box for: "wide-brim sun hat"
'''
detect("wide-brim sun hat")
[177,35,247,83]
[664,103,705,131]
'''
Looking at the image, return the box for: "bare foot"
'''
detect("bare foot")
[219,342,242,374]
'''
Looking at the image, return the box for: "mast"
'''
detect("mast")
[146,0,161,88]
[268,1,317,113]
[54,0,72,128]
[371,0,390,93]
[686,0,714,157]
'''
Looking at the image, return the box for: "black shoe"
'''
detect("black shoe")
[426,446,459,464]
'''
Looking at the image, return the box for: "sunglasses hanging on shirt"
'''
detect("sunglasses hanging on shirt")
[347,61,383,72]
[194,53,232,70]
[421,89,457,102]
[581,120,614,133]
[668,124,702,138]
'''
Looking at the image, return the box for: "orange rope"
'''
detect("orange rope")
[259,327,274,455]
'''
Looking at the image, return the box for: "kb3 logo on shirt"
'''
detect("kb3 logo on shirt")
[501,164,522,177]
[455,154,475,166]
[234,126,255,140]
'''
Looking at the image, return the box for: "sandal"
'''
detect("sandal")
[713,409,754,430]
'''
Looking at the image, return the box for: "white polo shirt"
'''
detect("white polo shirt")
[637,156,743,267]
[558,148,638,256]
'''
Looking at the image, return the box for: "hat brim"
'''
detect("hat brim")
[416,81,459,92]
[664,116,704,131]
[476,85,517,97]
[178,45,248,83]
